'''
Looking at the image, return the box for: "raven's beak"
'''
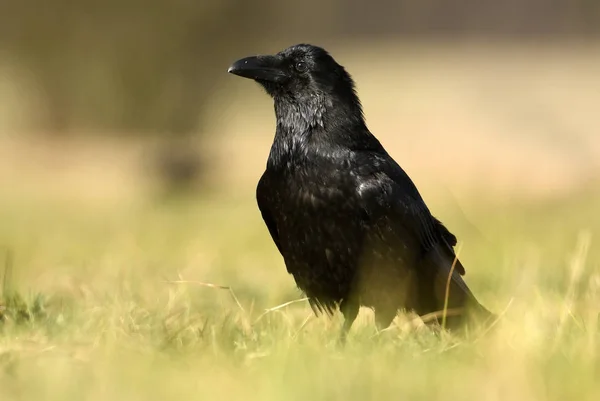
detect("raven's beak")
[227,55,290,83]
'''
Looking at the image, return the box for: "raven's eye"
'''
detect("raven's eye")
[295,61,308,72]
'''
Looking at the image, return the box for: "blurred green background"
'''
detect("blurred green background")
[0,1,599,400]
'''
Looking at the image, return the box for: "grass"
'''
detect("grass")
[1,41,599,400]
[0,186,598,401]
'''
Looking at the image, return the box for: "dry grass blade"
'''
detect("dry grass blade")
[292,314,314,340]
[163,279,246,314]
[2,248,13,297]
[442,243,463,329]
[253,297,309,325]
[552,231,592,351]
[472,298,514,342]
[422,307,466,325]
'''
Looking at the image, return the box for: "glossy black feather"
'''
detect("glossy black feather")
[230,44,493,336]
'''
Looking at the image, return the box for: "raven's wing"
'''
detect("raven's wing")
[256,173,282,254]
[433,216,458,248]
[355,161,472,297]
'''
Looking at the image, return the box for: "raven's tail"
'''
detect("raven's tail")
[423,247,496,331]
[440,295,497,332]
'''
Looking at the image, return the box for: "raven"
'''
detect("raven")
[228,44,494,340]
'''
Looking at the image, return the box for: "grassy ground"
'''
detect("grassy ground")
[0,189,598,401]
[1,42,599,400]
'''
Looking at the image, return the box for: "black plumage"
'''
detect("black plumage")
[228,44,494,339]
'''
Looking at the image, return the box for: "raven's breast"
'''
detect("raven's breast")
[274,173,365,306]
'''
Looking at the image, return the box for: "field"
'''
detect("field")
[1,42,599,400]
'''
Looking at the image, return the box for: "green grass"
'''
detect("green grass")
[0,187,598,401]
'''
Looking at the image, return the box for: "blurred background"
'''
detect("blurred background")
[0,0,599,200]
[0,0,599,298]
[0,2,599,400]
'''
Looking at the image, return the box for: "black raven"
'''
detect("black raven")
[228,44,494,340]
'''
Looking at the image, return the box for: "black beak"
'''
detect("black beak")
[227,55,290,83]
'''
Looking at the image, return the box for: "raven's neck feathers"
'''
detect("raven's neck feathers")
[268,87,375,170]
[274,93,331,134]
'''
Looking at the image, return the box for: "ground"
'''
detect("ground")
[0,41,599,400]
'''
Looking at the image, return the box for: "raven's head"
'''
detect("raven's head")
[228,44,364,131]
